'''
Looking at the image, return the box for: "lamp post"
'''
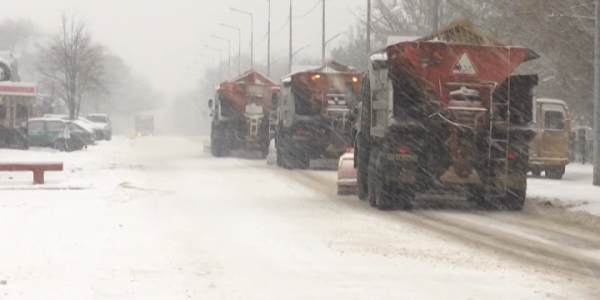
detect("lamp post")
[322,31,346,61]
[267,0,271,77]
[211,35,231,78]
[433,0,440,31]
[594,0,600,185]
[272,43,311,65]
[198,54,215,68]
[230,7,254,69]
[289,0,293,73]
[204,45,222,80]
[366,0,371,63]
[321,0,326,64]
[220,23,242,75]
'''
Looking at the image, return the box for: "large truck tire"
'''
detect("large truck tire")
[502,189,526,211]
[546,166,565,180]
[373,152,413,211]
[211,137,221,157]
[369,154,415,210]
[356,137,369,201]
[294,151,310,170]
[366,151,379,207]
[276,145,283,167]
[210,135,227,157]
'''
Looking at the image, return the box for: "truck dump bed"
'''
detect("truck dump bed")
[217,70,279,116]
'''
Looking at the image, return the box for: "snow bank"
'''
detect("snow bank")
[528,164,600,216]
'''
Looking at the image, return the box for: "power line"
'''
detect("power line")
[293,0,322,19]
[273,19,290,36]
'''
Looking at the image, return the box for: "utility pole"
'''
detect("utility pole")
[321,0,326,64]
[432,0,440,31]
[212,35,231,78]
[204,46,223,81]
[267,0,272,77]
[230,8,254,69]
[289,0,293,73]
[594,0,600,185]
[250,14,254,69]
[220,24,242,75]
[366,0,371,62]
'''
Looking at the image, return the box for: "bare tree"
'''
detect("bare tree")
[36,14,106,119]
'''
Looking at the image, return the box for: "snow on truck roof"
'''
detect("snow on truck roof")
[222,70,278,86]
[282,60,358,80]
[537,98,568,107]
[370,19,540,62]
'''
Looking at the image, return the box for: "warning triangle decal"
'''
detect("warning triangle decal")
[452,52,477,75]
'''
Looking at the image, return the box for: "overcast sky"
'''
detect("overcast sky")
[1,0,366,96]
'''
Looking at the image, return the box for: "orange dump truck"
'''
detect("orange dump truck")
[354,20,539,211]
[273,61,362,169]
[208,70,280,157]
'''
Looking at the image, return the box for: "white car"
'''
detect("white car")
[44,114,108,141]
[266,139,277,165]
[86,114,112,141]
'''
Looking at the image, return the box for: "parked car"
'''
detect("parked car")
[66,120,96,148]
[27,118,73,151]
[86,114,112,141]
[44,114,107,141]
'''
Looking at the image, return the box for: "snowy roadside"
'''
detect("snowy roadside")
[0,137,142,191]
[528,164,600,216]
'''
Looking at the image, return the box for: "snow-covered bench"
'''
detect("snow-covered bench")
[0,162,64,184]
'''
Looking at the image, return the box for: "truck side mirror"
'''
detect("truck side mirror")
[208,99,214,109]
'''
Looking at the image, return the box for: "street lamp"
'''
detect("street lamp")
[204,45,223,80]
[291,43,311,65]
[367,0,371,60]
[322,0,326,64]
[230,7,254,69]
[220,23,242,75]
[198,54,215,69]
[267,0,271,77]
[211,35,231,78]
[321,31,347,62]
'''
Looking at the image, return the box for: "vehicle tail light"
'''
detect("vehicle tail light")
[507,153,517,160]
[397,146,408,154]
[297,129,308,135]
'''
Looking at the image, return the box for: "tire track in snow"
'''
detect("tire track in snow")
[252,160,600,286]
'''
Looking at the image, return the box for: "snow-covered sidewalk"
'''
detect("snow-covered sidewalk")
[528,164,600,216]
[0,137,142,190]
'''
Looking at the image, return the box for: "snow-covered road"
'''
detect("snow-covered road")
[0,136,598,299]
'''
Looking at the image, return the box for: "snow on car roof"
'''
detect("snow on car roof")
[68,119,95,132]
[29,117,66,122]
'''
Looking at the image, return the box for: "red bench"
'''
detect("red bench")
[0,162,64,184]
